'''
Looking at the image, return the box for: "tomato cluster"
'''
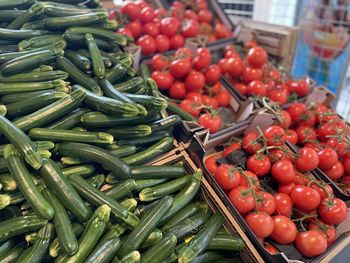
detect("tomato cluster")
[205,125,348,258]
[150,47,232,133]
[114,0,232,56]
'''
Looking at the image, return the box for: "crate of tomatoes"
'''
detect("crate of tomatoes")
[185,111,350,262]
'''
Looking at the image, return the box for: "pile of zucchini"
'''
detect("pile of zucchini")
[0,0,244,262]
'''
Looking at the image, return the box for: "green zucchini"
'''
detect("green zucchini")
[119,251,140,263]
[114,77,143,93]
[86,33,105,78]
[57,205,111,263]
[104,179,136,200]
[191,251,225,263]
[85,237,120,263]
[43,12,108,29]
[63,32,117,52]
[13,88,86,132]
[39,158,91,222]
[141,235,177,263]
[64,50,91,71]
[0,49,63,76]
[0,215,47,242]
[6,2,44,30]
[133,200,161,219]
[4,145,53,219]
[118,196,173,256]
[0,70,68,83]
[46,108,88,130]
[117,131,170,146]
[166,102,199,122]
[107,125,151,139]
[149,115,182,133]
[141,228,163,249]
[43,3,103,17]
[29,128,113,145]
[123,93,168,110]
[139,175,191,202]
[178,214,225,263]
[0,28,48,40]
[77,49,112,68]
[109,145,137,158]
[207,235,245,251]
[0,173,16,192]
[0,206,21,221]
[0,10,25,22]
[0,80,66,95]
[122,137,174,165]
[56,142,131,178]
[0,239,16,258]
[120,198,137,211]
[56,57,101,94]
[0,158,8,173]
[105,63,128,84]
[18,35,64,51]
[0,194,11,209]
[87,174,105,189]
[131,165,185,180]
[9,191,25,205]
[134,178,168,192]
[17,223,54,263]
[62,164,95,178]
[0,47,57,65]
[0,244,24,263]
[67,174,139,228]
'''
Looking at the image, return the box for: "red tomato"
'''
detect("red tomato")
[204,65,221,85]
[317,123,337,142]
[170,5,184,19]
[278,182,296,194]
[228,186,255,214]
[234,83,247,96]
[327,137,349,158]
[151,54,169,71]
[215,23,231,38]
[184,10,198,20]
[218,58,230,74]
[196,0,208,10]
[263,126,286,146]
[214,164,240,190]
[223,143,241,157]
[155,35,170,53]
[294,80,310,97]
[121,3,140,20]
[151,71,174,90]
[185,92,202,102]
[269,148,290,163]
[295,147,319,171]
[154,7,168,19]
[246,154,271,177]
[297,111,316,127]
[242,67,263,84]
[290,185,321,211]
[295,230,327,257]
[271,160,295,184]
[285,129,298,145]
[247,47,268,68]
[267,89,288,105]
[117,28,133,39]
[168,34,184,50]
[201,95,218,109]
[295,126,317,145]
[182,19,199,38]
[179,99,200,117]
[265,244,279,254]
[279,110,292,129]
[227,57,244,77]
[193,48,212,70]
[169,58,191,79]
[210,82,222,95]
[126,20,142,38]
[270,215,297,244]
[174,47,194,61]
[216,90,231,107]
[274,193,293,217]
[160,17,181,37]
[324,161,344,180]
[185,70,205,92]
[239,170,260,191]
[198,113,222,133]
[294,172,311,186]
[318,197,347,225]
[317,148,338,171]
[205,156,217,174]
[247,80,267,96]
[242,132,263,154]
[268,69,281,81]
[343,158,350,175]
[256,191,276,215]
[286,102,307,122]
[139,6,155,23]
[309,221,336,245]
[245,213,274,238]
[168,81,186,100]
[198,9,213,23]
[142,22,160,37]
[137,35,156,55]
[136,1,149,9]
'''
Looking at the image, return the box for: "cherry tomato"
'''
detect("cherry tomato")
[204,65,221,85]
[168,81,186,100]
[308,221,336,245]
[160,17,181,37]
[216,90,231,107]
[317,123,337,142]
[117,28,133,39]
[324,161,344,180]
[256,191,276,215]
[294,172,311,186]
[154,7,168,19]
[245,212,274,238]
[142,22,160,37]
[126,20,142,39]
[274,193,293,217]
[271,160,295,184]
[215,23,231,38]
[267,89,288,105]
[247,80,267,96]
[210,82,222,95]
[295,230,327,257]
[185,70,205,92]
[234,83,247,96]
[263,126,286,146]
[343,158,350,175]
[285,129,298,145]
[318,197,347,225]
[168,34,184,50]
[295,147,319,171]
[294,79,310,97]
[246,154,271,177]
[218,58,230,74]
[182,19,199,38]
[155,35,170,53]
[196,0,208,10]
[247,47,268,68]
[295,126,317,145]
[223,143,241,157]
[170,5,184,19]
[270,215,297,244]
[214,164,241,190]
[136,1,149,9]
[184,10,198,20]
[239,170,260,191]
[228,186,255,214]
[268,69,281,81]
[174,47,194,61]
[205,156,217,174]
[290,185,321,211]
[179,99,200,117]
[242,67,263,84]
[169,58,191,79]
[137,35,156,55]
[226,57,244,77]
[278,182,295,195]
[198,113,222,133]
[121,3,140,20]
[193,48,211,70]
[151,71,173,90]
[268,148,291,163]
[327,137,349,158]
[201,95,218,109]
[242,133,263,154]
[309,182,333,200]
[317,148,338,171]
[279,110,292,129]
[297,111,316,127]
[139,6,155,23]
[198,9,213,23]
[286,102,307,122]
[151,54,169,71]
[185,92,202,102]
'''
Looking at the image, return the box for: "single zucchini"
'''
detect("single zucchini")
[120,198,137,212]
[87,174,105,189]
[134,178,168,192]
[140,228,163,249]
[207,235,245,251]
[64,50,91,71]
[104,179,136,200]
[105,63,128,84]
[0,173,16,192]
[109,145,137,158]
[123,93,168,110]
[0,244,24,263]
[77,49,111,68]
[18,35,63,51]
[64,31,118,51]
[131,165,185,180]
[46,107,88,130]
[0,80,66,95]
[42,12,108,29]
[86,33,105,78]
[0,10,25,22]
[0,70,68,83]
[85,237,120,263]
[6,2,45,30]
[114,77,143,93]
[119,251,140,263]
[191,251,225,263]
[117,131,170,147]
[141,235,177,263]
[0,28,48,40]
[62,165,95,178]
[107,125,151,139]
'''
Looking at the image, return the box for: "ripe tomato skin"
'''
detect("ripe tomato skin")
[247,47,268,68]
[318,198,347,225]
[215,23,230,38]
[287,102,307,122]
[309,221,336,245]
[297,111,316,127]
[218,58,230,74]
[256,191,276,215]
[121,3,140,20]
[295,147,319,172]
[179,99,200,117]
[169,81,186,99]
[160,17,181,37]
[247,80,267,96]
[278,182,295,194]
[242,133,263,154]
[228,186,255,214]
[185,92,202,102]
[234,83,247,96]
[175,47,194,61]
[295,80,310,97]
[279,110,292,129]
[184,70,205,92]
[265,244,279,254]
[151,71,174,90]
[126,20,142,38]
[263,126,286,146]
[205,156,217,174]
[214,164,241,190]
[223,143,241,157]
[182,19,199,38]
[139,6,155,23]
[269,148,289,163]
[317,148,338,171]
[295,126,317,145]
[201,95,218,109]
[155,35,170,53]
[169,34,185,49]
[246,154,271,177]
[184,9,198,20]
[285,129,298,145]
[267,89,288,105]
[198,113,222,133]
[136,35,156,55]
[274,193,293,217]
[242,67,263,84]
[310,183,333,200]
[239,170,260,191]
[290,185,321,211]
[117,28,133,39]
[327,138,349,158]
[245,213,274,238]
[151,54,169,71]
[324,161,344,180]
[198,9,213,23]
[271,160,295,184]
[204,65,221,85]
[270,215,297,244]
[295,230,327,257]
[227,57,244,77]
[216,90,231,107]
[343,158,350,175]
[169,58,191,79]
[193,48,212,70]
